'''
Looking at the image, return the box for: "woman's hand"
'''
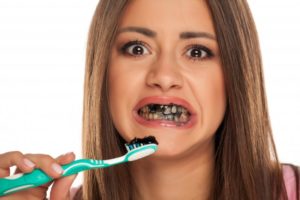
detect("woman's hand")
[0,151,77,200]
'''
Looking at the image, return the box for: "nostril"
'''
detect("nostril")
[146,70,183,92]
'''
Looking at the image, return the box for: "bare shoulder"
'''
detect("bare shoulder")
[282,164,300,200]
[282,164,300,181]
[71,186,82,200]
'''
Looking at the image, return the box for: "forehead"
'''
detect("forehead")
[118,0,215,34]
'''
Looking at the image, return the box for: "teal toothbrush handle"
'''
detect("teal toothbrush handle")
[0,168,52,196]
[0,159,109,196]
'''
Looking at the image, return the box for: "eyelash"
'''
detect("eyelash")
[120,40,149,57]
[184,44,214,61]
[120,40,214,61]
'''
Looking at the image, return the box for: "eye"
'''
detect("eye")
[120,40,150,57]
[185,45,214,61]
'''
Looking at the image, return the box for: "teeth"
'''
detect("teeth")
[165,115,173,120]
[179,113,188,122]
[153,113,159,120]
[139,104,189,114]
[171,105,177,114]
[163,106,172,115]
[158,113,164,120]
[139,104,190,120]
[151,113,155,120]
[142,112,190,123]
[177,106,182,113]
[139,103,191,123]
[174,115,179,122]
[141,106,149,113]
[181,108,188,114]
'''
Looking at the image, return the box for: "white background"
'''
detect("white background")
[0,0,299,188]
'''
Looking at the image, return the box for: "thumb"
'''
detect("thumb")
[49,174,77,200]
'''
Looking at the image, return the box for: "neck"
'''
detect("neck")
[129,142,215,200]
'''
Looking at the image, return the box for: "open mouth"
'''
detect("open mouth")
[137,103,191,126]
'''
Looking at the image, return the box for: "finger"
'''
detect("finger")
[0,168,10,178]
[21,184,49,199]
[24,154,64,179]
[49,174,78,200]
[13,152,75,173]
[55,152,75,165]
[39,152,75,189]
[0,151,35,177]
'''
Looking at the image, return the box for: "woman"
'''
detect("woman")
[0,0,299,199]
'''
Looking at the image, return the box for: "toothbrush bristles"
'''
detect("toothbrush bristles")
[125,136,158,151]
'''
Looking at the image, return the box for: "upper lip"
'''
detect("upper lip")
[133,96,196,115]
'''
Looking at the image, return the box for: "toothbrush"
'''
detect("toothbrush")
[0,136,158,196]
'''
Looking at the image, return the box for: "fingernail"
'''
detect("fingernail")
[23,158,35,168]
[51,163,64,174]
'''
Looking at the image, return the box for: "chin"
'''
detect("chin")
[140,130,215,162]
[142,132,192,159]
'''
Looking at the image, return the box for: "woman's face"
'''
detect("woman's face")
[109,0,226,158]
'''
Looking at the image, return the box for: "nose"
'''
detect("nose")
[145,53,183,92]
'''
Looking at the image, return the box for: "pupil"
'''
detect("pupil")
[133,46,143,55]
[191,49,201,57]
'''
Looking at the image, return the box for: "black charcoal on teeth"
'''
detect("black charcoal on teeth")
[147,104,152,112]
[163,106,172,114]
[148,104,157,113]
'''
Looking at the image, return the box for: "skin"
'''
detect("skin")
[0,152,76,200]
[0,0,227,199]
[109,0,227,199]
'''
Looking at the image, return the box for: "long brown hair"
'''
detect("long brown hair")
[77,0,298,199]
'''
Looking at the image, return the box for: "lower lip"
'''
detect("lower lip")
[133,112,197,129]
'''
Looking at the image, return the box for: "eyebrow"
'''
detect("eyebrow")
[118,26,157,37]
[117,26,216,40]
[179,32,216,40]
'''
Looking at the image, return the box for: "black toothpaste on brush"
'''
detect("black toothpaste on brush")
[126,136,158,151]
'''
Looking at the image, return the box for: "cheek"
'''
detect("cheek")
[191,65,226,133]
[108,70,132,141]
[108,58,147,140]
[108,62,125,131]
[108,53,133,114]
[203,68,226,131]
[108,66,118,111]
